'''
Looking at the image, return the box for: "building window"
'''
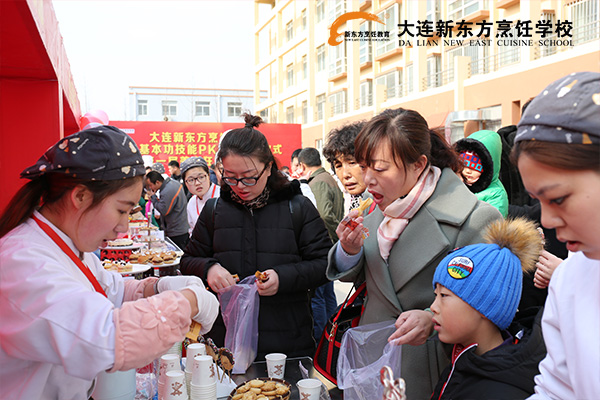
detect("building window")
[227,102,242,117]
[376,70,402,99]
[286,63,294,87]
[376,4,399,56]
[448,0,483,21]
[302,100,308,124]
[315,138,323,153]
[359,80,373,108]
[317,45,326,72]
[316,0,325,23]
[426,0,441,24]
[137,100,148,116]
[302,9,307,30]
[359,22,372,64]
[162,100,177,117]
[406,64,414,94]
[328,41,346,77]
[329,90,347,116]
[286,106,295,123]
[447,42,488,76]
[498,26,520,67]
[286,20,294,41]
[569,0,599,45]
[194,101,210,116]
[426,55,442,88]
[302,55,308,80]
[316,93,326,120]
[328,0,346,24]
[259,109,269,123]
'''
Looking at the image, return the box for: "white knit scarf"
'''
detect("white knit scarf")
[377,166,441,261]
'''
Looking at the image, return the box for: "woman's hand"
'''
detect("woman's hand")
[207,264,237,292]
[388,310,434,346]
[257,269,279,296]
[336,210,365,255]
[534,250,563,289]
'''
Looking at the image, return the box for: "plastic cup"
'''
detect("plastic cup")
[297,378,322,400]
[265,353,287,379]
[192,355,216,386]
[163,370,188,399]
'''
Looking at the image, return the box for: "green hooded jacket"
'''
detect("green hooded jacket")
[455,130,509,217]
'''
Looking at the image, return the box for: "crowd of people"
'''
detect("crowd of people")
[0,71,597,399]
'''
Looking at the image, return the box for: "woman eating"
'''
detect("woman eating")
[327,108,501,399]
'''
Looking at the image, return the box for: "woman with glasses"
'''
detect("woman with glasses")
[180,156,221,235]
[180,113,332,360]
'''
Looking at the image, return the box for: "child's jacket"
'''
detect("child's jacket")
[431,307,546,400]
[455,130,509,217]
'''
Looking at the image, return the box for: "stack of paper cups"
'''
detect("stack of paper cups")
[190,355,217,400]
[163,370,188,400]
[158,354,181,400]
[185,343,207,394]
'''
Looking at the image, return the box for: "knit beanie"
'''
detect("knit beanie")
[459,150,483,172]
[432,218,542,329]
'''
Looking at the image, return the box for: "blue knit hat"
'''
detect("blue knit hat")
[432,243,523,330]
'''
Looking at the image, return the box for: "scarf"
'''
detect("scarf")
[230,186,270,210]
[377,166,441,261]
[349,194,362,211]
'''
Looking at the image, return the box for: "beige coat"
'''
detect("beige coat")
[327,168,502,399]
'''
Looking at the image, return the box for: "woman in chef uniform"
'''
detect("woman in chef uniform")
[0,125,219,399]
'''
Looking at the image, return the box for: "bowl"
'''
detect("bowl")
[228,377,291,400]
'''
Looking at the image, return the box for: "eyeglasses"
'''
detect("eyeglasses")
[221,164,269,187]
[185,174,209,185]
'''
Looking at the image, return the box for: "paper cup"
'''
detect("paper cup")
[265,353,287,379]
[185,343,206,371]
[297,378,322,400]
[192,355,216,386]
[159,354,181,382]
[163,370,188,400]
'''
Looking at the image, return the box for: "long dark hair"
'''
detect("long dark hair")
[511,141,600,171]
[217,113,290,193]
[0,174,143,239]
[354,108,462,173]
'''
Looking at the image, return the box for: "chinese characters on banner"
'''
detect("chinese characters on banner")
[111,121,302,170]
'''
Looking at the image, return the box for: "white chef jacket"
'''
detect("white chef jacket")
[528,251,600,399]
[186,183,220,235]
[0,211,125,399]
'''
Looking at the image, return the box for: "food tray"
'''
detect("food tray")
[228,377,291,400]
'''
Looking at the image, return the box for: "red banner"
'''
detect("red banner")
[111,121,301,170]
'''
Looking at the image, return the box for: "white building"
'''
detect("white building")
[128,86,268,122]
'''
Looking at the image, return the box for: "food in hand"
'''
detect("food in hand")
[354,197,373,214]
[255,270,269,283]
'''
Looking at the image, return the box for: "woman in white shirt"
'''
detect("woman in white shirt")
[0,126,219,399]
[511,71,600,400]
[181,156,221,235]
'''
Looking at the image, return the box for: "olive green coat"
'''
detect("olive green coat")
[327,168,502,399]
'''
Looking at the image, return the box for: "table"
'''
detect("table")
[224,356,343,400]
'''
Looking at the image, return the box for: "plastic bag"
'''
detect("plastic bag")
[337,320,402,400]
[218,276,259,374]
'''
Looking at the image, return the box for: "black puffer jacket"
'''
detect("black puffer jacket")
[431,307,546,400]
[180,180,332,359]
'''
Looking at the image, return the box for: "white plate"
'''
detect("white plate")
[103,242,145,251]
[130,257,180,268]
[118,264,152,275]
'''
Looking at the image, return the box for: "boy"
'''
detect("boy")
[430,218,546,399]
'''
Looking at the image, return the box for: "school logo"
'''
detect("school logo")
[447,256,474,279]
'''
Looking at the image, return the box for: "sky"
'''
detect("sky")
[53,0,257,121]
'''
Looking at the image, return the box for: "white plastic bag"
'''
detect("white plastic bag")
[218,276,259,374]
[337,321,402,400]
